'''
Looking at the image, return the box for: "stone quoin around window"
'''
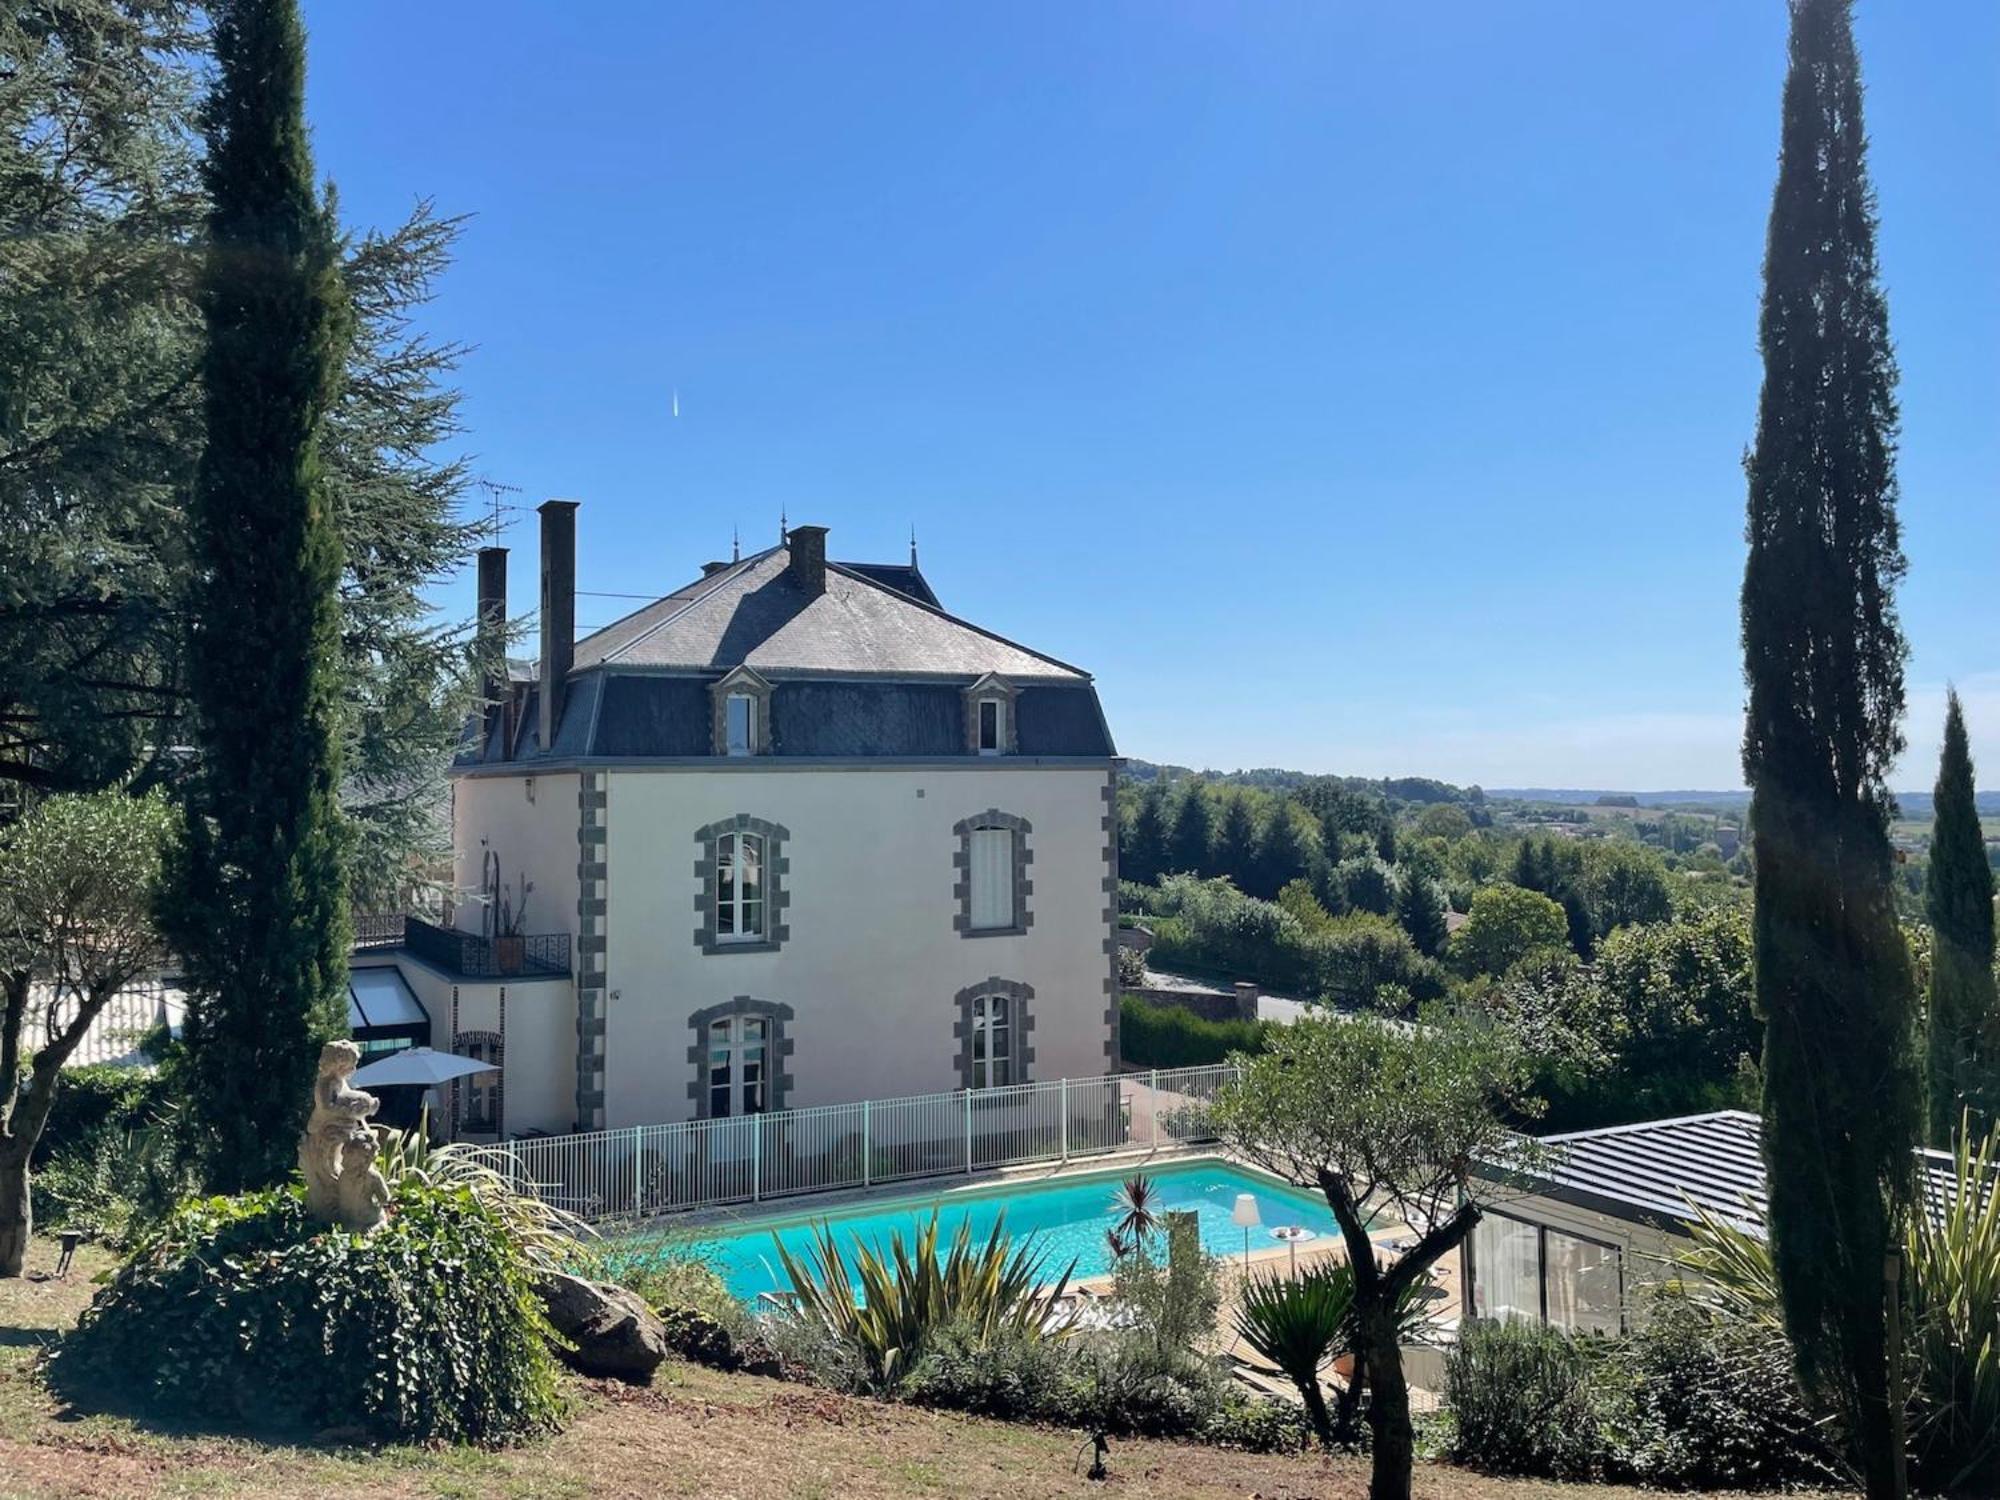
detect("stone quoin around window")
[709,665,774,756]
[952,978,1035,1089]
[685,997,795,1118]
[953,810,1032,937]
[693,814,791,954]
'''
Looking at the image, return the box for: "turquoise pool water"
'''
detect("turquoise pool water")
[662,1159,1341,1302]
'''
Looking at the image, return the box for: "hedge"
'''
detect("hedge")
[1120,997,1270,1069]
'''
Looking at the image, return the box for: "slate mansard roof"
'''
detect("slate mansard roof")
[458,539,1115,769]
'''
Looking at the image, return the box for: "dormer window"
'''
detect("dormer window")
[963,673,1017,756]
[710,666,772,757]
[977,698,1004,755]
[725,692,757,757]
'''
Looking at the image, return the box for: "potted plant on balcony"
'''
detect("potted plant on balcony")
[493,877,532,975]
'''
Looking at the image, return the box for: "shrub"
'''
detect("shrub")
[32,1066,168,1167]
[589,1235,744,1331]
[1076,1332,1234,1439]
[1109,1224,1220,1358]
[1443,1319,1603,1479]
[1199,1391,1314,1453]
[900,1319,1086,1421]
[29,1115,197,1241]
[1600,1290,1840,1491]
[1119,997,1268,1068]
[49,1181,566,1443]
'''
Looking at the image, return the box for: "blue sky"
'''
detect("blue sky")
[301,1,1997,790]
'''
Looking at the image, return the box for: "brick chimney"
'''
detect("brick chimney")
[787,524,828,598]
[538,500,578,751]
[475,545,508,749]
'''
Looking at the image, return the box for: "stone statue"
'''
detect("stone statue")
[299,1040,389,1232]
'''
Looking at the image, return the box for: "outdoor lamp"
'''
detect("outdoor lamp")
[1230,1192,1261,1273]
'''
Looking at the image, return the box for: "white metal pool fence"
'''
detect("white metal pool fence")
[494,1064,1243,1224]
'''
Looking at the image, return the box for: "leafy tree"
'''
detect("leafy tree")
[0,792,175,1276]
[1451,883,1568,978]
[1925,690,1996,1143]
[0,6,480,901]
[1314,914,1443,1014]
[1212,1008,1539,1500]
[0,1,205,795]
[161,0,354,1193]
[1511,837,1596,958]
[1412,804,1473,843]
[1120,781,1168,887]
[1247,802,1315,901]
[1591,907,1761,1123]
[1166,778,1214,877]
[1739,3,1920,1490]
[1395,868,1449,958]
[1581,841,1674,935]
[1334,855,1396,917]
[1212,793,1258,891]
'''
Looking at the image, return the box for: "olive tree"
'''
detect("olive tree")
[1209,1007,1539,1500]
[0,792,176,1276]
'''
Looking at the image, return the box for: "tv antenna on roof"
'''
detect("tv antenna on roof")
[471,476,524,543]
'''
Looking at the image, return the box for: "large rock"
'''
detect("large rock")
[537,1272,667,1383]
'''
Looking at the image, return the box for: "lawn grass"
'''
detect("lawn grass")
[1,1236,1851,1500]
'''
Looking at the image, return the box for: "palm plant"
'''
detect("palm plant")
[1235,1261,1355,1444]
[773,1210,1074,1388]
[1111,1173,1161,1252]
[1233,1259,1436,1447]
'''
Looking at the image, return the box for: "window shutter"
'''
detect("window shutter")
[969,827,1013,929]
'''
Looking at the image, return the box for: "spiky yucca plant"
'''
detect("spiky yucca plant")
[773,1210,1074,1388]
[1682,1118,2000,1493]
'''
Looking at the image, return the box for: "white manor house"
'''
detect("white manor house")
[351,504,1121,1139]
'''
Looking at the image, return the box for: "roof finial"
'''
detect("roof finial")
[910,523,919,568]
[731,524,740,563]
[780,505,788,544]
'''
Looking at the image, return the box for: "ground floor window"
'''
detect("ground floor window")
[686,998,795,1118]
[1470,1210,1623,1336]
[456,1030,503,1135]
[707,1013,770,1117]
[968,992,1013,1088]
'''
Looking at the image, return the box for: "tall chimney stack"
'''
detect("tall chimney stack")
[475,545,509,749]
[787,524,827,599]
[538,500,578,751]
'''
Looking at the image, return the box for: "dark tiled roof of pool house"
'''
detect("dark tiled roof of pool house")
[1480,1110,1967,1238]
[457,519,1114,769]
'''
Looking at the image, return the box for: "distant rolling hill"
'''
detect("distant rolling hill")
[1490,789,2000,819]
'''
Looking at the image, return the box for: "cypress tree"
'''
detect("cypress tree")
[1167,779,1214,877]
[1213,795,1258,891]
[1925,690,1996,1144]
[1121,783,1168,888]
[164,0,354,1192]
[1395,869,1448,959]
[1740,4,1918,1492]
[1248,803,1314,902]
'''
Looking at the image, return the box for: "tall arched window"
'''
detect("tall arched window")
[716,829,765,942]
[694,816,791,954]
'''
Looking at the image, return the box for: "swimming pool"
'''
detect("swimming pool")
[657,1158,1342,1302]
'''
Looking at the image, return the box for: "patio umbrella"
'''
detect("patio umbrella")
[349,1046,498,1089]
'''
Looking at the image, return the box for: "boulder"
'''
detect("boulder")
[537,1272,667,1383]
